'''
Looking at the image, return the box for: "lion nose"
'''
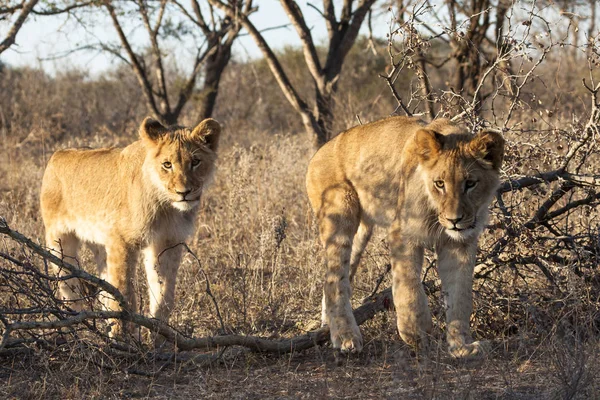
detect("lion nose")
[447,216,463,225]
[176,189,192,198]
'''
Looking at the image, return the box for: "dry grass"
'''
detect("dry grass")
[1,117,599,398]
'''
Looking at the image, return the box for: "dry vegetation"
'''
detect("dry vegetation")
[1,1,600,398]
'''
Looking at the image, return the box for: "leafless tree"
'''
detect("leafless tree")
[100,0,253,125]
[383,0,600,122]
[382,0,520,119]
[209,0,378,149]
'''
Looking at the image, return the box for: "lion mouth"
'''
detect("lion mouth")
[444,217,477,232]
[443,218,479,241]
[172,198,200,212]
[449,225,474,232]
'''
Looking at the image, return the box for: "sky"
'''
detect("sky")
[0,1,393,75]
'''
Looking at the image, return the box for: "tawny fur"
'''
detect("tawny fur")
[306,116,504,357]
[40,117,220,336]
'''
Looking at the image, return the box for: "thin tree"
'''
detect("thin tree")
[209,0,378,149]
[102,0,253,125]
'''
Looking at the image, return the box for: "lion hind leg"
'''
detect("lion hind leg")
[321,220,372,330]
[316,184,363,353]
[349,220,373,283]
[46,231,85,311]
[89,244,108,280]
[88,243,115,313]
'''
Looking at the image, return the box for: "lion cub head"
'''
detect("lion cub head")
[139,117,220,212]
[415,128,505,241]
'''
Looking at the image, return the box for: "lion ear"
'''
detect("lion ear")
[470,129,505,170]
[190,118,221,152]
[139,117,167,142]
[415,129,444,163]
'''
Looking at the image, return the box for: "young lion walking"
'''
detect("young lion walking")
[40,117,220,335]
[306,116,504,358]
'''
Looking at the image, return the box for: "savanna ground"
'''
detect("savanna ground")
[4,127,585,400]
[1,2,600,398]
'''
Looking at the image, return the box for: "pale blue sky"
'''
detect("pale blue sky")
[1,1,393,75]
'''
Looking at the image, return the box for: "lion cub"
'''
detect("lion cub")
[306,116,504,358]
[41,117,220,335]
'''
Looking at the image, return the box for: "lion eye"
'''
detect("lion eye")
[434,180,445,189]
[191,158,201,167]
[162,161,172,170]
[465,180,478,190]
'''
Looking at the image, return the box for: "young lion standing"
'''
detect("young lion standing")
[306,116,504,358]
[40,117,220,334]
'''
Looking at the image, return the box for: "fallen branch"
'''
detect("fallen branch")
[0,217,127,309]
[0,218,394,354]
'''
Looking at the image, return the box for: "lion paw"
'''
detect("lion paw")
[331,324,363,353]
[449,340,489,358]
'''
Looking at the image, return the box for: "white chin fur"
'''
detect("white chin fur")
[445,228,476,242]
[172,200,199,212]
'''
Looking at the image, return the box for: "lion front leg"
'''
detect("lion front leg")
[437,242,487,358]
[143,242,182,348]
[144,242,182,322]
[104,240,138,338]
[390,226,433,350]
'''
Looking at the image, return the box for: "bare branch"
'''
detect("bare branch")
[280,0,323,81]
[0,0,39,55]
[0,217,394,354]
[0,218,128,310]
[137,0,171,116]
[321,0,337,39]
[103,0,161,119]
[560,79,600,171]
[172,0,210,34]
[498,170,600,194]
[30,1,95,16]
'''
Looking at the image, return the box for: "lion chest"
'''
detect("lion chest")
[354,171,439,247]
[147,210,196,244]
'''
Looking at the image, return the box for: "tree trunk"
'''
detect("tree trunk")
[314,87,334,144]
[301,112,328,150]
[198,42,233,120]
[158,112,178,127]
[415,48,435,119]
